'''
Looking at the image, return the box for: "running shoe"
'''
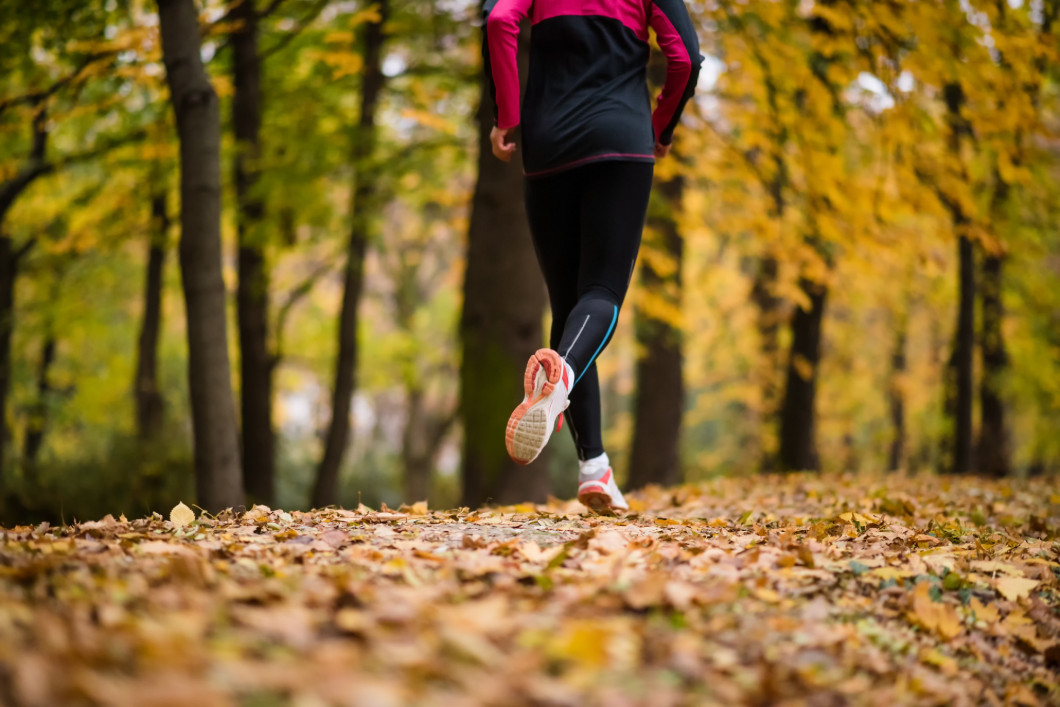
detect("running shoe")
[505,348,571,465]
[577,454,629,512]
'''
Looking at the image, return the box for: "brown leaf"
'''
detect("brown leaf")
[320,529,350,549]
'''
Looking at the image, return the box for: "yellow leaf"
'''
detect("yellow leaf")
[169,502,195,528]
[869,566,913,582]
[919,648,958,676]
[399,501,429,515]
[970,597,999,623]
[996,577,1040,602]
[909,581,962,641]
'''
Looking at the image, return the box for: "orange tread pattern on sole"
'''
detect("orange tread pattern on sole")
[505,349,564,465]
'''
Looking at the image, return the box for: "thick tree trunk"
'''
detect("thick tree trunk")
[157,0,243,512]
[23,334,56,468]
[312,1,388,508]
[0,112,49,481]
[888,311,907,471]
[938,81,976,476]
[232,0,275,506]
[978,250,1009,477]
[628,174,684,491]
[751,254,781,470]
[948,235,976,474]
[135,191,168,439]
[0,237,16,475]
[460,42,550,507]
[777,279,827,471]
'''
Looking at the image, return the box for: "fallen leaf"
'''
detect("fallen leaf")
[909,581,962,641]
[169,502,195,528]
[995,577,1040,602]
[970,597,1000,623]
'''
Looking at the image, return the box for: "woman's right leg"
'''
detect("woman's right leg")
[559,161,654,460]
[525,161,654,463]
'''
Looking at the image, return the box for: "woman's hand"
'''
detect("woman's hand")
[491,126,517,162]
[654,141,672,159]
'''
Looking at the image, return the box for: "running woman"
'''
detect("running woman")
[483,0,701,512]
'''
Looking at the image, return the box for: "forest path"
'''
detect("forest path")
[1,473,1057,705]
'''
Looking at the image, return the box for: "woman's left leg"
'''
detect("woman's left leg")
[556,161,654,461]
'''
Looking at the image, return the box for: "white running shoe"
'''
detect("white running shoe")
[505,348,572,465]
[577,453,629,512]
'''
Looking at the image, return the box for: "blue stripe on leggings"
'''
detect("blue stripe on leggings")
[573,305,618,387]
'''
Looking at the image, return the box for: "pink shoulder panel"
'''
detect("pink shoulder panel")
[531,0,650,41]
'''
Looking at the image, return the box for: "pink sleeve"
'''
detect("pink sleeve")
[648,0,699,144]
[486,0,533,129]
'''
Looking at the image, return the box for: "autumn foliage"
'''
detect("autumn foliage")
[1,473,1058,705]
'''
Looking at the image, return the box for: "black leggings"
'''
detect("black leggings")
[524,160,654,461]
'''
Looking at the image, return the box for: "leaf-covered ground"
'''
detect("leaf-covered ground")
[1,474,1059,706]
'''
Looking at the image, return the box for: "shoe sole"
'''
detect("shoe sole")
[505,349,564,465]
[578,490,615,513]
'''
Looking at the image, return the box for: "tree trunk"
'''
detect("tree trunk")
[0,236,16,476]
[777,279,827,471]
[627,173,684,491]
[232,0,275,506]
[460,27,550,507]
[948,234,976,475]
[135,190,168,439]
[0,111,49,482]
[400,387,454,504]
[23,334,56,469]
[157,0,243,512]
[312,0,389,508]
[751,253,781,470]
[978,249,1009,477]
[888,310,907,471]
[937,81,975,476]
[403,388,432,503]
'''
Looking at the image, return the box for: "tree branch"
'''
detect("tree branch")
[0,51,119,118]
[0,126,148,224]
[260,0,331,60]
[271,260,336,367]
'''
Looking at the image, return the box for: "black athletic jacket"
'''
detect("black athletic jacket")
[482,0,701,177]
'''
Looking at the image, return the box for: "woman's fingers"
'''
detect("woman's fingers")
[654,142,672,159]
[490,126,516,162]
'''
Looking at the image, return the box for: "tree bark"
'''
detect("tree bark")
[978,248,1009,477]
[232,0,275,506]
[627,173,684,491]
[948,234,976,475]
[401,387,454,503]
[0,110,49,483]
[157,0,244,512]
[23,334,56,469]
[777,279,827,471]
[751,253,781,470]
[135,190,168,439]
[312,0,389,508]
[460,26,550,507]
[888,310,907,471]
[0,237,17,476]
[940,82,975,476]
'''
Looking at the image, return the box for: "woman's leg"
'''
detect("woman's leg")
[524,169,582,348]
[558,161,654,460]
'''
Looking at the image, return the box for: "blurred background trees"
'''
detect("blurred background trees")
[0,0,1058,522]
